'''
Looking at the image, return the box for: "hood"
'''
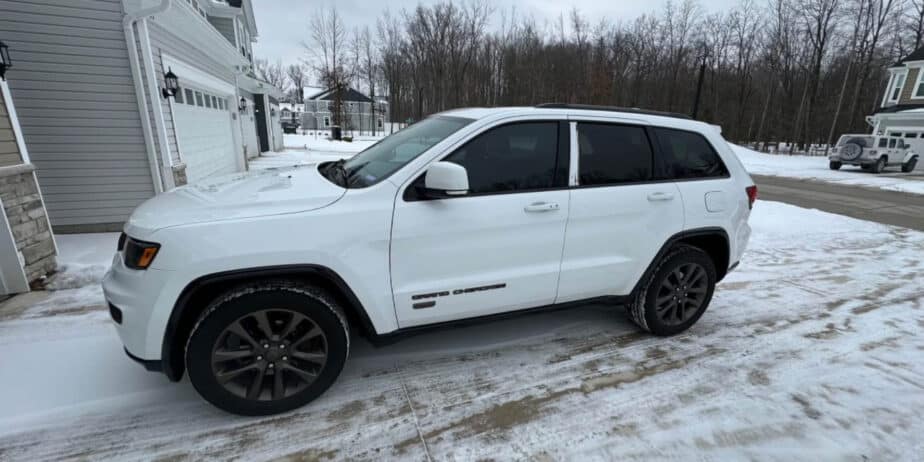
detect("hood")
[126,164,345,234]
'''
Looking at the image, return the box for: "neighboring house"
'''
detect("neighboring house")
[0,0,283,233]
[0,74,57,294]
[870,46,924,169]
[299,86,389,134]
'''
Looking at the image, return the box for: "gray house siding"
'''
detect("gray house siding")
[207,16,236,46]
[0,96,22,167]
[0,0,155,230]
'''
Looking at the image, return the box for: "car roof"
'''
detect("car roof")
[437,105,707,131]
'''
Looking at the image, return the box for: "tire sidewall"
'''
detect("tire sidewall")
[186,288,349,416]
[642,248,717,336]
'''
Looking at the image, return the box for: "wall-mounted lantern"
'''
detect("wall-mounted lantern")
[0,41,11,81]
[161,68,179,99]
[238,97,248,112]
[270,108,277,117]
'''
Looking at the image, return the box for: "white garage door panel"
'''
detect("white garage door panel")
[174,105,237,184]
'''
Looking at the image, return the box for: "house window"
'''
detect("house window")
[889,72,906,102]
[184,88,194,105]
[175,88,185,104]
[323,116,330,127]
[915,74,924,98]
[204,94,213,108]
[195,91,204,107]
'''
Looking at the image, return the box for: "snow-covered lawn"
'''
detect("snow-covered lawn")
[733,145,924,195]
[1,201,923,460]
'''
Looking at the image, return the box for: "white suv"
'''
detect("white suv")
[103,104,755,415]
[829,134,919,173]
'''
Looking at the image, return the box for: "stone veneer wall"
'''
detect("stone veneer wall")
[0,164,56,283]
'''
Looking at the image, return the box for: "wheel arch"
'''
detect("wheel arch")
[631,227,731,297]
[161,265,378,381]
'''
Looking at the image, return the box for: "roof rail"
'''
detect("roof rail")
[535,103,692,120]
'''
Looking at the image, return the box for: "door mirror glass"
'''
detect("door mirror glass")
[423,162,469,198]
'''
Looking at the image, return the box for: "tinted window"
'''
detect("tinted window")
[654,128,728,179]
[878,138,888,148]
[577,123,652,185]
[444,122,559,194]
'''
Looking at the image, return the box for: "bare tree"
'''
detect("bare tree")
[307,6,352,128]
[286,64,308,103]
[254,59,288,91]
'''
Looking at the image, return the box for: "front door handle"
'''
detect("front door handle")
[524,202,560,213]
[647,192,675,202]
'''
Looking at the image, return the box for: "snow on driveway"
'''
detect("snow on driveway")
[249,134,376,170]
[733,145,924,195]
[1,202,923,461]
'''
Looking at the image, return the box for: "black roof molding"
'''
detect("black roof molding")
[536,103,692,120]
[894,46,924,66]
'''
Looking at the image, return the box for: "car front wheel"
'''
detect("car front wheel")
[186,281,350,416]
[627,245,717,336]
[829,161,842,170]
[902,157,918,173]
[872,157,887,174]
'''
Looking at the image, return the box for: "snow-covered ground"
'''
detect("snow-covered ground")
[1,201,923,460]
[733,145,924,195]
[250,134,379,170]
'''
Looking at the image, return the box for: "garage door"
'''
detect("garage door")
[174,87,238,184]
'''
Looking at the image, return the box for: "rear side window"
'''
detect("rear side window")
[878,138,888,148]
[577,123,652,185]
[444,122,560,194]
[654,128,728,179]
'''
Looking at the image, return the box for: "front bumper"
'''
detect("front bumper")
[102,252,175,364]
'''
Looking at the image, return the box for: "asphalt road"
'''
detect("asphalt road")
[754,174,924,231]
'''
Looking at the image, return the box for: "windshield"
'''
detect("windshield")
[323,116,474,188]
[836,135,875,148]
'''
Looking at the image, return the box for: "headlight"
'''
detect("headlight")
[123,237,160,270]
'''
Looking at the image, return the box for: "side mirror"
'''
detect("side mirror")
[421,161,469,198]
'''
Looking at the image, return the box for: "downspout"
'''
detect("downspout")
[123,0,172,193]
[138,19,176,189]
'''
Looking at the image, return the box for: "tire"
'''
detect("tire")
[872,156,887,174]
[186,280,350,416]
[627,244,717,336]
[829,161,842,170]
[902,157,918,173]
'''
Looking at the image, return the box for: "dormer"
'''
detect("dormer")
[882,47,924,108]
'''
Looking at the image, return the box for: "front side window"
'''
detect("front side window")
[326,116,474,188]
[442,122,561,194]
[654,127,728,179]
[889,138,897,148]
[577,123,652,185]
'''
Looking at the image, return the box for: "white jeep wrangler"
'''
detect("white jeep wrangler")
[103,104,755,415]
[829,134,919,173]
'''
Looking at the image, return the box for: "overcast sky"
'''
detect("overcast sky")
[252,0,738,68]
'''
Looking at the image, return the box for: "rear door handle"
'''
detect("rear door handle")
[647,192,675,202]
[524,202,560,213]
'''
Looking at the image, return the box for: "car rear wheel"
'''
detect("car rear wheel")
[902,157,918,173]
[829,161,842,170]
[626,245,717,336]
[872,156,887,174]
[186,281,349,416]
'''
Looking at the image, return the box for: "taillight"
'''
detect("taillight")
[746,185,758,209]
